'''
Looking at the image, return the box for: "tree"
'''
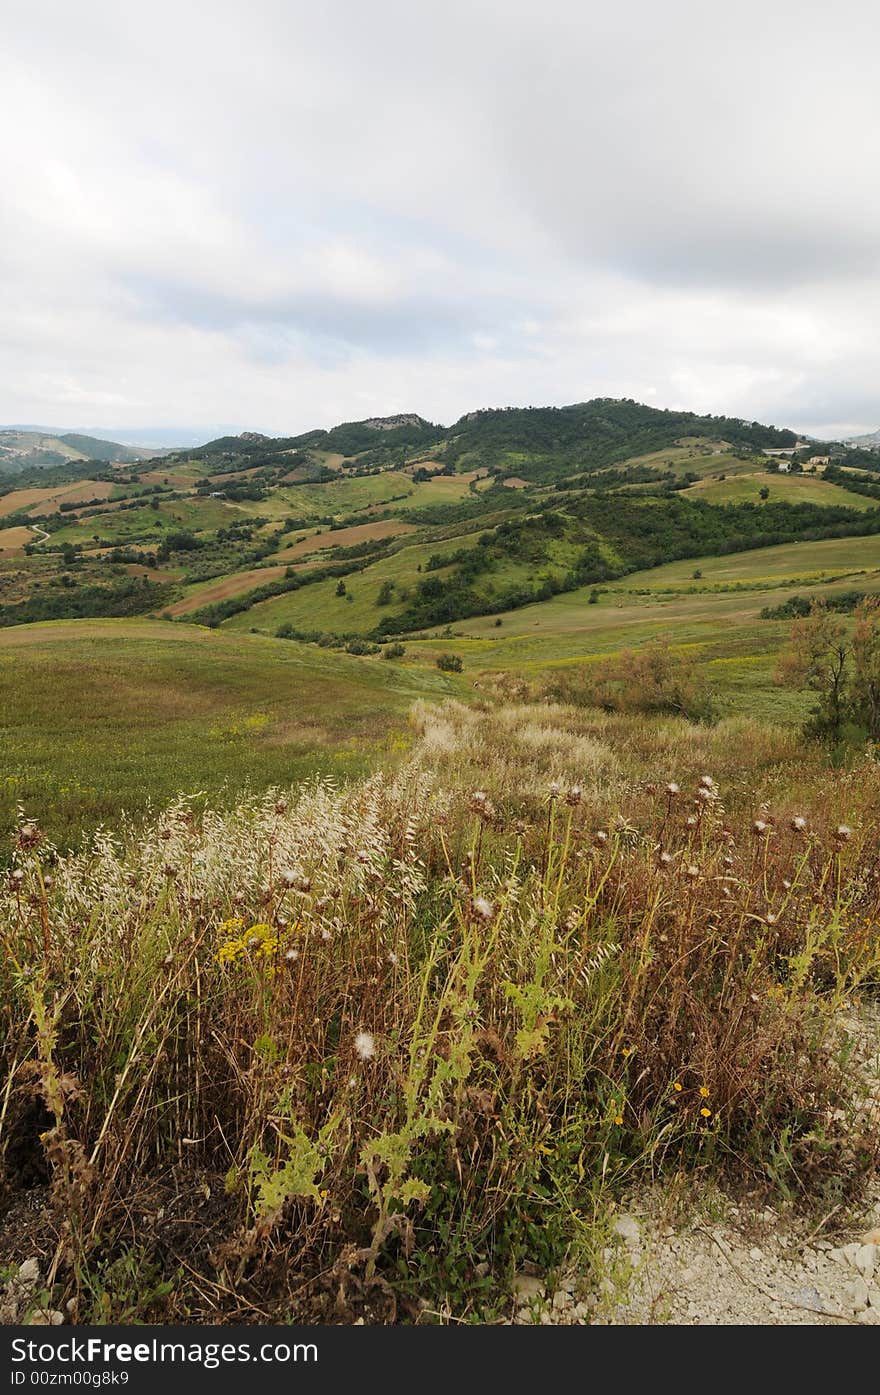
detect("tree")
[775,603,849,740]
[759,486,770,500]
[335,579,347,597]
[850,598,880,740]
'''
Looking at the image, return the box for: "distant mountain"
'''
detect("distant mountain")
[848,429,880,449]
[0,429,167,472]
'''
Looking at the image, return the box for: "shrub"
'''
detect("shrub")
[435,653,463,672]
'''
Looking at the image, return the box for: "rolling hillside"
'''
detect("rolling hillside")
[0,429,165,472]
[0,395,877,753]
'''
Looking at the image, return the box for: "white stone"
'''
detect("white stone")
[511,1274,545,1301]
[749,1247,764,1261]
[612,1214,641,1245]
[845,1275,870,1313]
[854,1244,878,1279]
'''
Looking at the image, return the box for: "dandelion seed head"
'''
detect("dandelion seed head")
[472,895,495,921]
[666,783,680,797]
[354,1032,375,1061]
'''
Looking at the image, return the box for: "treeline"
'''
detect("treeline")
[823,465,880,501]
[761,591,868,620]
[378,496,880,634]
[0,577,172,628]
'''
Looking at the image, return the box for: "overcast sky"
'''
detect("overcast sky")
[2,0,879,442]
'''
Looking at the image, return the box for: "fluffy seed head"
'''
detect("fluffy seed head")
[354,1031,376,1061]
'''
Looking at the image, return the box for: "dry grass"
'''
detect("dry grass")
[2,702,879,1323]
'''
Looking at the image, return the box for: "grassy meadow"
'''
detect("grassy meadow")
[0,620,457,857]
[4,408,880,1325]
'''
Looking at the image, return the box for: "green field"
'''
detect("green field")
[223,532,486,634]
[0,619,459,854]
[682,470,874,510]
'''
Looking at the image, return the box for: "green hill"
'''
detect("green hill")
[0,429,162,472]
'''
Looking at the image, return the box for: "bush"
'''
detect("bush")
[436,653,463,672]
[549,640,716,723]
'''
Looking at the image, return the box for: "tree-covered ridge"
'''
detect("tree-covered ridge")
[440,399,799,479]
[163,397,803,480]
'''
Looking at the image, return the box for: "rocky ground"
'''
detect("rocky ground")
[512,1199,880,1326]
[513,1000,880,1326]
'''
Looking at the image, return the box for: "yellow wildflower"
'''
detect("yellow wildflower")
[700,1107,712,1118]
[699,1086,710,1098]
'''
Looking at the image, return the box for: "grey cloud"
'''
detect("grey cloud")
[0,0,878,434]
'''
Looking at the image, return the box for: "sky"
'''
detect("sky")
[2,0,879,443]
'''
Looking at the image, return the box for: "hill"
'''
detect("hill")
[1,392,879,727]
[849,428,880,449]
[0,429,164,472]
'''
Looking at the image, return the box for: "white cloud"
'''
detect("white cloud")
[1,0,879,437]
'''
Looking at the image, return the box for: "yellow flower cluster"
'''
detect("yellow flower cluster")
[216,918,280,966]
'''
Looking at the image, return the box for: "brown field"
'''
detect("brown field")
[161,561,335,618]
[163,565,293,616]
[0,480,116,517]
[0,526,36,554]
[502,477,530,489]
[273,518,416,561]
